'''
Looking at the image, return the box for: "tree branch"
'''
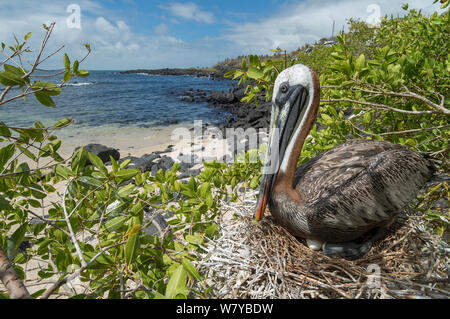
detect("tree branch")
[321,98,444,115]
[40,241,126,299]
[22,23,55,79]
[0,247,32,299]
[351,85,450,115]
[62,179,87,268]
[0,86,11,103]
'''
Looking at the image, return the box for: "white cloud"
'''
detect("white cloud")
[154,23,170,35]
[220,0,445,55]
[0,0,444,70]
[161,2,215,24]
[0,1,218,69]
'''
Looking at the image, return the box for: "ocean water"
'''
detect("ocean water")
[0,71,235,131]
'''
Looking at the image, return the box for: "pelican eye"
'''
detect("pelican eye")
[280,84,289,94]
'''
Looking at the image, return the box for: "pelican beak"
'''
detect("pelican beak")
[254,84,307,221]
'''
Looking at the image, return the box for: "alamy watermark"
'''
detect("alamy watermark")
[366,4,382,26]
[66,4,81,29]
[366,263,381,289]
[168,121,283,174]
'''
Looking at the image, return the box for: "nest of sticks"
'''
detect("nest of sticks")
[199,190,449,299]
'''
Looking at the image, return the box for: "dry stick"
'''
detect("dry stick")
[322,98,444,115]
[22,23,54,79]
[0,247,32,299]
[62,179,87,268]
[0,86,11,103]
[36,44,65,67]
[40,241,126,299]
[0,136,39,176]
[30,41,91,78]
[353,85,449,115]
[0,85,62,106]
[24,208,71,236]
[67,180,109,219]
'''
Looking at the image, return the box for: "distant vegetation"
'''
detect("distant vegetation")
[0,1,448,299]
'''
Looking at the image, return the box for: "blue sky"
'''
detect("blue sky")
[0,0,444,70]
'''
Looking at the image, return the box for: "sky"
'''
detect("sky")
[0,0,445,70]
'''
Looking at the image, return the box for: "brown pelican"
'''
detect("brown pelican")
[255,64,436,260]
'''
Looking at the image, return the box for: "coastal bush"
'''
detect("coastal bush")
[0,23,241,299]
[226,2,449,235]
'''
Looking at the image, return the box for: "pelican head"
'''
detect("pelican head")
[255,64,319,221]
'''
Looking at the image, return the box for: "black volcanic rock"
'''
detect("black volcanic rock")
[121,68,214,77]
[209,90,236,104]
[76,144,120,164]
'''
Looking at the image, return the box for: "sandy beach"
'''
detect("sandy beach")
[55,123,194,159]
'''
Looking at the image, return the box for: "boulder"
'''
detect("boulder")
[77,144,120,164]
[179,168,202,179]
[158,155,175,171]
[210,90,235,104]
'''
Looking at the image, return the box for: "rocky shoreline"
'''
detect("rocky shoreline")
[122,67,270,130]
[177,85,270,130]
[121,68,215,78]
[75,68,271,180]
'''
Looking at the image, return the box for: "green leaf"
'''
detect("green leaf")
[165,264,188,299]
[114,168,140,181]
[31,289,46,299]
[34,91,55,107]
[54,117,72,129]
[250,175,260,189]
[33,223,46,236]
[404,139,416,147]
[104,216,127,232]
[83,251,115,268]
[198,182,211,198]
[223,70,234,78]
[125,233,140,266]
[0,70,25,86]
[117,183,135,198]
[75,70,89,77]
[0,143,15,169]
[4,64,25,77]
[24,32,32,41]
[73,60,79,73]
[185,234,203,246]
[181,258,201,281]
[7,223,28,258]
[33,81,62,96]
[64,72,72,82]
[363,112,372,125]
[88,152,107,174]
[17,144,36,161]
[337,33,345,45]
[71,147,87,175]
[55,165,74,179]
[355,54,365,71]
[0,122,11,138]
[78,176,103,188]
[249,54,260,67]
[37,238,53,255]
[247,67,263,79]
[241,58,247,70]
[63,53,70,71]
[0,194,12,211]
[321,113,333,124]
[127,224,141,238]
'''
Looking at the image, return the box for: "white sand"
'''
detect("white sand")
[56,123,193,159]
